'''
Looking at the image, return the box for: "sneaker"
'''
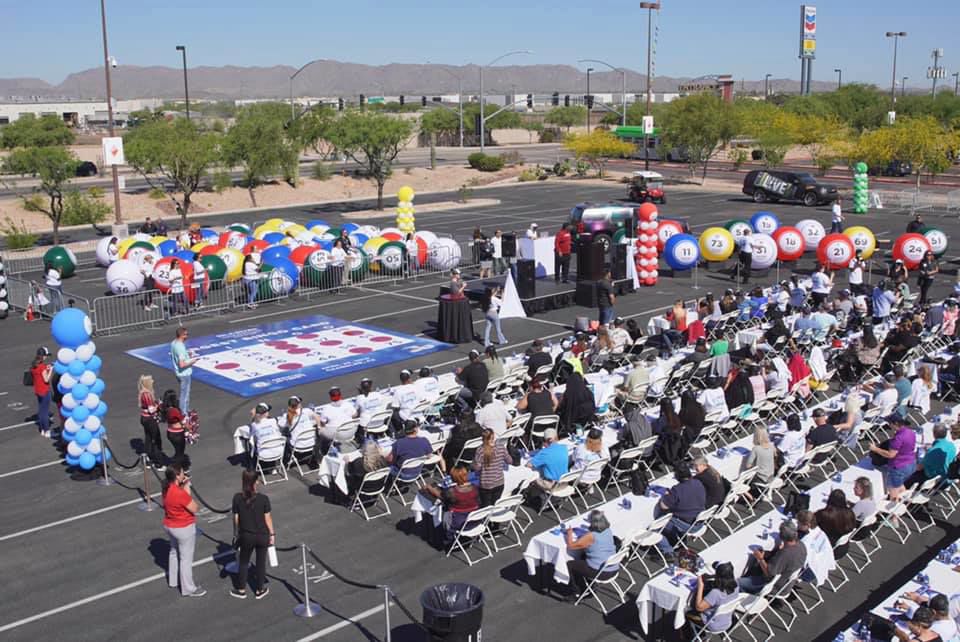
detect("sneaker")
[255,587,270,600]
[186,588,207,598]
[40,430,50,438]
[230,589,247,599]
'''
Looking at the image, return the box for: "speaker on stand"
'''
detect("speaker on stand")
[576,235,604,282]
[611,244,627,281]
[501,233,517,259]
[516,259,536,299]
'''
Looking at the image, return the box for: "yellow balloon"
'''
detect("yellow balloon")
[262,218,284,230]
[843,226,877,259]
[215,247,245,282]
[309,224,329,236]
[117,237,138,258]
[149,235,168,246]
[191,241,211,253]
[253,225,275,240]
[285,224,307,237]
[699,227,736,262]
[397,186,414,203]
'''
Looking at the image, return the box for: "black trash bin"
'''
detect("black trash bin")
[419,583,484,641]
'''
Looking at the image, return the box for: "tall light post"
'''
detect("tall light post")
[432,64,464,147]
[479,50,531,153]
[954,72,960,95]
[834,68,842,89]
[640,1,661,170]
[764,73,772,99]
[175,45,190,121]
[578,59,627,126]
[99,0,122,226]
[289,58,324,121]
[585,67,594,130]
[886,31,907,111]
[902,76,909,97]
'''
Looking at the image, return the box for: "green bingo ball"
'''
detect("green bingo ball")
[43,246,78,278]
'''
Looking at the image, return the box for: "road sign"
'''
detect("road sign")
[101,137,125,166]
[642,115,654,135]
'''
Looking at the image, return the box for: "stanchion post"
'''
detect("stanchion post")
[776,260,781,284]
[96,438,114,487]
[293,543,321,618]
[383,586,392,642]
[692,263,699,290]
[139,454,154,512]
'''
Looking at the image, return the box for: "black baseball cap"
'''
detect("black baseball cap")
[811,408,826,418]
[255,402,271,414]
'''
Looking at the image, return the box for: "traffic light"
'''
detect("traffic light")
[564,95,570,107]
[421,96,427,107]
[338,97,344,111]
[399,95,404,106]
[359,94,365,110]
[526,94,533,109]
[552,92,559,106]
[586,94,594,109]
[474,113,482,137]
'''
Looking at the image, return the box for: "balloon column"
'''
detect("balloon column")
[0,254,8,319]
[396,185,416,235]
[636,203,659,286]
[50,309,109,471]
[853,162,869,214]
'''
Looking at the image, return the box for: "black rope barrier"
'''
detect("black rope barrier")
[189,484,232,515]
[102,437,142,470]
[386,588,431,634]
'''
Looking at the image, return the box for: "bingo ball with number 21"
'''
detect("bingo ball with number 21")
[748,233,778,270]
[817,234,855,270]
[663,234,700,270]
[698,227,735,262]
[772,226,804,261]
[892,233,932,269]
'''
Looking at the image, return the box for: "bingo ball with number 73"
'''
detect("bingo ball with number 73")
[698,227,735,262]
[892,233,932,269]
[817,234,855,270]
[663,234,700,270]
[748,233,778,270]
[772,226,804,261]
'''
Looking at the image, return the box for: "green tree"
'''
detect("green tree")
[420,108,460,137]
[326,111,414,209]
[1,146,79,243]
[562,129,634,177]
[293,104,337,157]
[0,114,75,148]
[856,116,960,189]
[61,190,111,227]
[222,102,300,206]
[519,119,544,143]
[820,84,887,131]
[544,106,587,133]
[125,118,220,227]
[660,93,738,182]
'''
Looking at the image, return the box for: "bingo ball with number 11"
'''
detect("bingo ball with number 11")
[892,233,932,269]
[817,234,855,270]
[698,227,735,262]
[748,233,778,270]
[663,234,700,271]
[772,226,804,261]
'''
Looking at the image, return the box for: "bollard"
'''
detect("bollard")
[293,543,321,618]
[383,586,392,642]
[96,440,114,487]
[692,262,700,291]
[138,454,154,512]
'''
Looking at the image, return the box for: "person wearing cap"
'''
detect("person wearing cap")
[871,280,899,325]
[525,339,553,379]
[455,350,489,413]
[277,396,317,449]
[848,250,866,296]
[870,417,917,499]
[833,288,854,318]
[354,379,386,435]
[246,403,284,468]
[918,250,940,306]
[525,222,539,240]
[526,427,568,491]
[475,391,511,437]
[805,408,838,463]
[890,258,910,298]
[318,387,359,451]
[30,347,53,438]
[412,368,440,405]
[554,223,573,284]
[389,370,421,435]
[448,268,465,299]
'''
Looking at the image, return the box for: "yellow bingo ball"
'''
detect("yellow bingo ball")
[215,247,244,282]
[843,226,876,259]
[699,227,735,262]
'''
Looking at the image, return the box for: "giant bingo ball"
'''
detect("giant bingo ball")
[215,248,244,283]
[817,233,856,270]
[199,228,218,242]
[105,259,144,295]
[348,233,369,249]
[415,230,437,250]
[289,245,317,267]
[750,211,780,236]
[921,227,948,258]
[243,239,270,255]
[724,219,753,244]
[378,241,406,274]
[197,244,220,257]
[252,225,275,240]
[262,232,285,246]
[157,239,179,257]
[261,245,291,264]
[359,225,381,239]
[656,220,685,252]
[892,233,932,269]
[843,226,877,259]
[116,237,138,258]
[95,236,119,267]
[363,237,388,270]
[772,226,804,261]
[198,254,227,286]
[43,246,78,278]
[305,219,329,231]
[51,308,93,348]
[748,233,778,270]
[301,249,331,287]
[227,223,251,235]
[219,230,247,251]
[637,202,658,220]
[663,234,700,271]
[795,219,826,252]
[428,238,462,270]
[346,248,369,280]
[259,257,298,296]
[149,235,169,247]
[152,259,193,294]
[698,227,735,262]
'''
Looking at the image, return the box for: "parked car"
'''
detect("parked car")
[569,202,689,257]
[867,160,912,177]
[75,161,98,177]
[742,170,839,206]
[627,171,666,204]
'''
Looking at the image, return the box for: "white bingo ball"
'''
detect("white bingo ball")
[106,259,145,295]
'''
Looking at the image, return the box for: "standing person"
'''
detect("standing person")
[448,268,466,298]
[554,223,573,284]
[830,198,844,233]
[330,239,348,294]
[170,327,197,414]
[810,264,834,308]
[230,469,275,600]
[491,229,506,275]
[138,375,165,469]
[163,389,188,465]
[526,222,539,240]
[472,428,515,506]
[162,463,205,597]
[848,250,866,296]
[596,268,615,326]
[869,419,917,500]
[191,257,206,309]
[168,259,187,316]
[918,250,939,306]
[338,229,352,249]
[736,229,752,284]
[140,253,158,310]
[481,286,507,346]
[404,233,418,277]
[44,262,64,314]
[471,228,483,265]
[906,213,925,234]
[242,252,262,308]
[31,347,53,437]
[478,233,493,279]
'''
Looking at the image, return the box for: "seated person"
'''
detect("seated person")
[421,464,479,545]
[654,465,707,561]
[354,378,387,432]
[814,488,857,548]
[686,562,740,635]
[615,354,651,405]
[805,408,838,462]
[516,376,558,424]
[232,402,283,461]
[475,391,511,437]
[890,607,944,642]
[563,509,619,602]
[277,395,316,446]
[905,423,957,489]
[346,440,388,495]
[779,413,807,468]
[386,420,435,478]
[525,339,553,378]
[697,377,730,420]
[318,386,359,451]
[795,510,833,585]
[389,369,420,435]
[526,428,569,491]
[455,350,490,413]
[573,429,609,485]
[557,372,596,436]
[738,520,807,594]
[895,594,960,642]
[442,411,484,470]
[609,317,632,354]
[851,476,877,522]
[693,457,727,508]
[682,338,711,365]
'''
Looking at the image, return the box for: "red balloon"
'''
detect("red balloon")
[381,232,402,241]
[816,233,856,270]
[656,220,684,252]
[289,245,316,266]
[197,244,220,257]
[243,239,270,255]
[637,202,659,221]
[772,226,805,262]
[414,236,428,266]
[892,233,932,270]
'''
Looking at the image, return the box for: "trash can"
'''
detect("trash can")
[419,583,484,641]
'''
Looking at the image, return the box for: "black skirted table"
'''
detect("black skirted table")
[437,294,473,343]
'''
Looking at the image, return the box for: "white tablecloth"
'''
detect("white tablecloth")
[518,236,556,278]
[646,310,699,336]
[735,328,765,350]
[411,466,539,527]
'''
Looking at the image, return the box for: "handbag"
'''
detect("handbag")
[23,369,34,387]
[784,490,810,516]
[869,439,891,468]
[629,469,648,496]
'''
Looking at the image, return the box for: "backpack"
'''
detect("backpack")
[23,369,33,387]
[629,469,648,496]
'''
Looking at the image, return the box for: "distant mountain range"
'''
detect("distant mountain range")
[0,61,841,102]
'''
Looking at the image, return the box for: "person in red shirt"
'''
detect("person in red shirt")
[138,375,165,469]
[162,464,205,597]
[163,389,187,465]
[31,347,53,437]
[554,224,573,284]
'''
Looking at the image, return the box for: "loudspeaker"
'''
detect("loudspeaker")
[516,260,536,298]
[501,233,517,259]
[611,244,627,280]
[575,281,597,308]
[576,236,604,281]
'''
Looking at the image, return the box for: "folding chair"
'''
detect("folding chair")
[877,494,912,544]
[690,593,744,642]
[634,436,660,480]
[572,547,636,615]
[904,476,940,533]
[506,476,536,532]
[573,457,610,510]
[285,430,318,477]
[349,467,392,520]
[766,568,803,632]
[528,414,559,449]
[485,495,526,551]
[761,464,791,507]
[625,513,672,578]
[361,409,392,439]
[332,419,360,452]
[386,455,429,506]
[846,513,881,573]
[255,436,288,484]
[604,445,644,495]
[676,506,718,551]
[453,436,483,467]
[538,469,583,523]
[445,506,495,566]
[730,573,781,642]
[824,532,853,592]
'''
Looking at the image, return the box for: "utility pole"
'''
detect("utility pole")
[764,73,771,99]
[99,0,122,227]
[954,72,960,95]
[585,68,593,130]
[640,1,660,171]
[834,68,842,89]
[929,48,944,95]
[886,31,907,112]
[902,76,908,97]
[175,45,189,120]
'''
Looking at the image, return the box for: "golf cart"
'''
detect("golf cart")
[628,170,666,204]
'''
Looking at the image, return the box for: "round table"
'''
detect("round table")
[437,294,473,343]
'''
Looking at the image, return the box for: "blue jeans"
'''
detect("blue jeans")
[737,574,768,595]
[656,516,693,557]
[178,375,191,414]
[484,311,506,345]
[599,306,615,326]
[36,392,51,432]
[245,279,258,305]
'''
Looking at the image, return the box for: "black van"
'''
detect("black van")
[742,170,839,206]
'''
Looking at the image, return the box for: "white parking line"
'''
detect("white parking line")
[0,421,34,432]
[0,493,161,542]
[295,603,390,641]
[0,460,62,478]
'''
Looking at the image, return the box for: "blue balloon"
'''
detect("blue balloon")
[71,383,90,402]
[305,219,329,230]
[58,382,70,394]
[158,240,179,257]
[200,228,218,240]
[68,359,86,377]
[63,431,76,443]
[78,452,96,470]
[75,428,92,446]
[94,401,108,417]
[261,245,292,264]
[102,448,112,462]
[51,308,92,348]
[316,239,333,252]
[91,378,105,395]
[65,454,80,466]
[174,250,196,263]
[263,232,285,245]
[53,361,68,375]
[341,223,359,234]
[750,211,781,235]
[71,405,90,423]
[269,257,300,293]
[86,355,103,374]
[96,427,107,438]
[349,233,369,248]
[663,234,701,271]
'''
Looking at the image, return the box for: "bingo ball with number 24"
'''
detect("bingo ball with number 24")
[698,227,735,262]
[772,226,804,261]
[817,234,855,270]
[795,219,825,252]
[663,234,700,270]
[892,233,932,269]
[748,233,778,270]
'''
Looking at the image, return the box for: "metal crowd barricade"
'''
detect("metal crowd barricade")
[4,247,98,276]
[947,189,960,214]
[4,274,92,320]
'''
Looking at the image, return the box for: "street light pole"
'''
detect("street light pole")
[902,76,908,97]
[886,31,907,112]
[578,59,627,126]
[954,72,960,95]
[289,59,324,122]
[640,1,660,171]
[99,0,122,226]
[834,68,842,89]
[175,45,189,121]
[585,67,593,130]
[479,50,531,154]
[764,73,771,99]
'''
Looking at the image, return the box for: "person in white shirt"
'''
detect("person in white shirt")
[329,239,348,293]
[250,402,284,463]
[697,378,730,420]
[775,281,791,313]
[778,414,807,468]
[44,262,64,313]
[242,253,262,308]
[353,378,386,429]
[389,369,421,434]
[404,233,419,277]
[191,258,206,308]
[413,367,440,404]
[809,264,833,308]
[140,253,158,310]
[830,198,843,233]
[277,395,317,447]
[482,286,507,346]
[168,259,187,316]
[735,230,752,285]
[848,250,866,295]
[573,429,609,484]
[866,374,900,416]
[491,229,506,275]
[107,237,120,262]
[525,222,539,240]
[318,386,358,446]
[609,317,631,353]
[475,391,510,436]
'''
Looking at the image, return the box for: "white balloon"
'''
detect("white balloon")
[59,373,77,389]
[427,238,462,271]
[57,347,76,364]
[640,270,649,278]
[64,417,80,433]
[83,415,101,431]
[62,393,78,409]
[106,259,145,295]
[95,236,119,267]
[76,342,96,362]
[79,370,96,386]
[0,301,8,312]
[83,393,100,410]
[67,440,85,457]
[86,438,103,455]
[650,270,658,278]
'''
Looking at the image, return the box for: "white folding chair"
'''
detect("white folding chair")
[446,506,495,566]
[453,436,483,467]
[572,547,636,615]
[604,445,644,495]
[766,568,803,632]
[730,574,781,642]
[332,419,360,451]
[285,430,318,477]
[528,414,559,448]
[824,532,852,592]
[690,593,744,642]
[626,513,672,578]
[877,494,913,544]
[485,495,526,551]
[386,455,429,506]
[349,467,392,520]
[362,409,392,439]
[848,513,881,572]
[574,457,610,510]
[538,469,583,523]
[676,506,718,551]
[255,436,288,484]
[904,476,939,533]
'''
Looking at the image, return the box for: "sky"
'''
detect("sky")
[5,0,959,89]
